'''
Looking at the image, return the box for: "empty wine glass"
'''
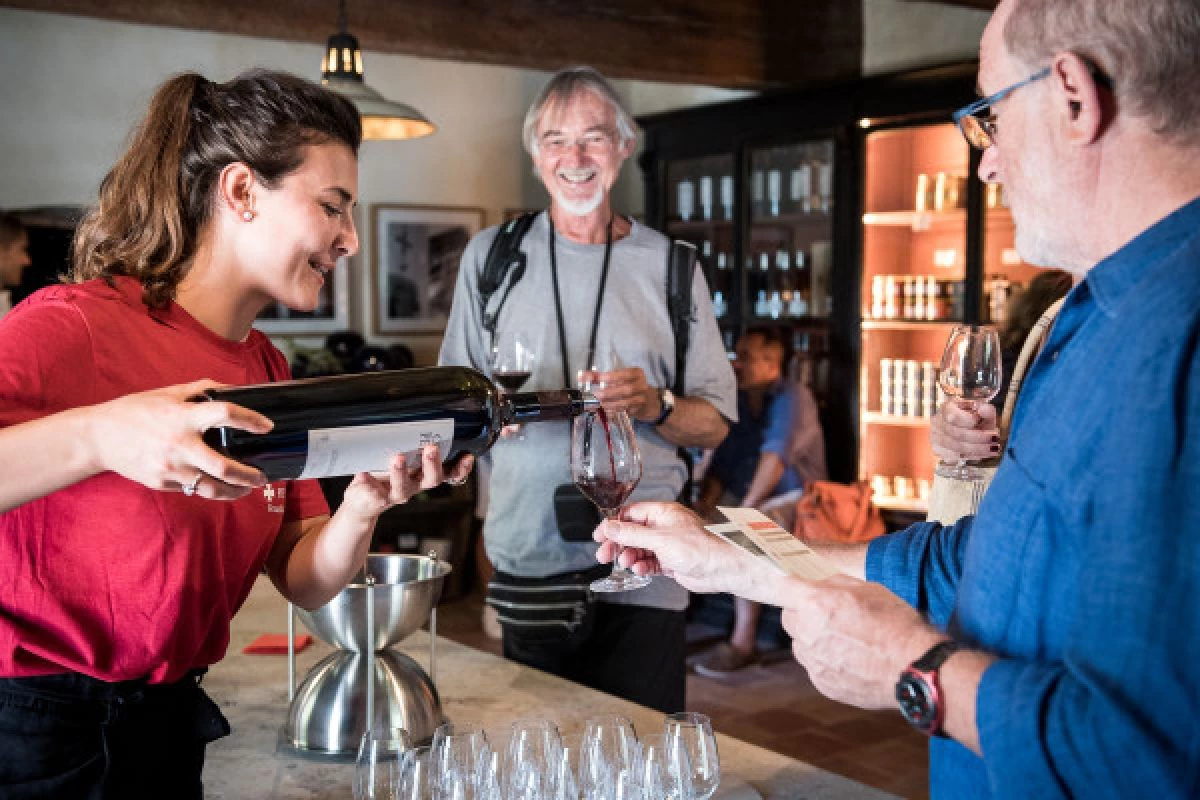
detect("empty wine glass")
[571,408,646,593]
[396,745,435,800]
[579,714,642,800]
[354,726,413,800]
[430,723,490,799]
[553,733,585,800]
[641,734,692,800]
[664,713,720,800]
[504,718,564,799]
[492,331,536,392]
[935,324,1003,481]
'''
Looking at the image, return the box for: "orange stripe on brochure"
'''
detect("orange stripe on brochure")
[748,521,780,531]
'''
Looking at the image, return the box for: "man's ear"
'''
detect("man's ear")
[1052,52,1108,146]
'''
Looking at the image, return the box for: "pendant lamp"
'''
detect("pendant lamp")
[320,0,435,141]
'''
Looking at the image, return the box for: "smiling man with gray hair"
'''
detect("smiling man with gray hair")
[440,66,735,712]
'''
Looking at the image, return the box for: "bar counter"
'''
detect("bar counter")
[203,576,895,799]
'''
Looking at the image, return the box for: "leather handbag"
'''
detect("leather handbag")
[793,480,886,544]
[926,298,1065,525]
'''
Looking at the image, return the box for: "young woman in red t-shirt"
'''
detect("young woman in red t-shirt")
[0,70,472,797]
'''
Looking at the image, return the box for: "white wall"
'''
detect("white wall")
[0,8,744,362]
[863,0,990,75]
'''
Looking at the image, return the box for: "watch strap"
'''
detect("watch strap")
[912,639,962,672]
[652,388,675,426]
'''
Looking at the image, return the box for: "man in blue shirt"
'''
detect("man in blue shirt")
[695,326,826,675]
[595,0,1200,796]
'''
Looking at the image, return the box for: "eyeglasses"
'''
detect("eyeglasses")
[952,67,1052,151]
[539,129,617,157]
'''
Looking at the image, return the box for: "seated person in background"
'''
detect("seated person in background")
[694,326,826,676]
[0,213,31,318]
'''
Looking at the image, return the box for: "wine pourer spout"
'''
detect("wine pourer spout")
[581,393,601,412]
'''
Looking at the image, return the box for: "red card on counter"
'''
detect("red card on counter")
[243,634,312,655]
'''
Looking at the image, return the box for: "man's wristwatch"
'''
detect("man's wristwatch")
[652,388,676,426]
[896,640,962,737]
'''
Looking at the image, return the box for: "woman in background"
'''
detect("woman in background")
[0,70,470,798]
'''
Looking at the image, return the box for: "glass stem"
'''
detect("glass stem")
[606,511,631,574]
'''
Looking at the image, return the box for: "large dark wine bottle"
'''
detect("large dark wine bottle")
[201,366,598,481]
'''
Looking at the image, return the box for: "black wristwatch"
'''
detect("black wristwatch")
[652,388,676,426]
[896,640,962,737]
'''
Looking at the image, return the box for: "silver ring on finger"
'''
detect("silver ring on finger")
[447,474,468,487]
[182,473,203,497]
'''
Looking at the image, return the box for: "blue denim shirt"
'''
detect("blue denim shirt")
[867,196,1200,799]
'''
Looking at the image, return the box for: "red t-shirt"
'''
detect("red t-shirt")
[0,277,329,683]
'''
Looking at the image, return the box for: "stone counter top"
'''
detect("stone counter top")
[203,577,895,799]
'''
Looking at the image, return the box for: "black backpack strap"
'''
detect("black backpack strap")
[667,239,698,501]
[479,212,539,342]
[666,239,696,395]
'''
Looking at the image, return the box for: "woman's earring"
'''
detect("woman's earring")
[242,210,255,222]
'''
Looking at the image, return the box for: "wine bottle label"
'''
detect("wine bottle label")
[297,419,455,479]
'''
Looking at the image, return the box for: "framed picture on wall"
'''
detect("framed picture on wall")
[371,204,485,334]
[253,256,351,335]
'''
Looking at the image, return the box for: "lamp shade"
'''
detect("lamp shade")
[320,21,435,141]
[323,76,436,140]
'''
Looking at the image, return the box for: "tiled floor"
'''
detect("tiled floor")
[435,593,930,799]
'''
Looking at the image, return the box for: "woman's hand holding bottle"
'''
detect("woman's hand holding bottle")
[86,380,273,500]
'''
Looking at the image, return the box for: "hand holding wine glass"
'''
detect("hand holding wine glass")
[571,408,646,593]
[935,325,1003,481]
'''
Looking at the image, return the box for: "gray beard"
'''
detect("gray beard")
[555,188,605,217]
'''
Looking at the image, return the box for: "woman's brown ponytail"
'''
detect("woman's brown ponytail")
[70,70,360,309]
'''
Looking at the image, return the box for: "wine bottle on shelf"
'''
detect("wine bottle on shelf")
[201,366,599,481]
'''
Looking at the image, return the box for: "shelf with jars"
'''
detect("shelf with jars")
[637,61,984,485]
[856,122,968,514]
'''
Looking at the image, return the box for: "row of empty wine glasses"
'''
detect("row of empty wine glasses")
[355,712,720,800]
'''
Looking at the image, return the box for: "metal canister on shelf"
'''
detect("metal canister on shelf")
[913,275,926,320]
[904,360,921,418]
[879,358,894,416]
[902,277,915,320]
[920,360,937,418]
[925,276,941,320]
[870,474,893,502]
[884,275,899,319]
[949,280,966,320]
[915,173,932,212]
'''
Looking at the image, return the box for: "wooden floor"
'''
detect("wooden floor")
[435,593,930,799]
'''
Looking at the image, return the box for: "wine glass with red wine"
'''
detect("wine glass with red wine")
[491,331,535,392]
[571,407,647,592]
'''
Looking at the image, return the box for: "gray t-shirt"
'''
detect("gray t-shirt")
[439,213,737,611]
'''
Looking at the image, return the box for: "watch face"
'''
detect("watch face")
[896,672,937,730]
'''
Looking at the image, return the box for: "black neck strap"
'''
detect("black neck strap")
[548,215,614,388]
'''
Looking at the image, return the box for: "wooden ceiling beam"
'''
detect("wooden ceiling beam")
[0,0,863,89]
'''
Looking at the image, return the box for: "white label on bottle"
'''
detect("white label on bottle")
[298,419,455,479]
